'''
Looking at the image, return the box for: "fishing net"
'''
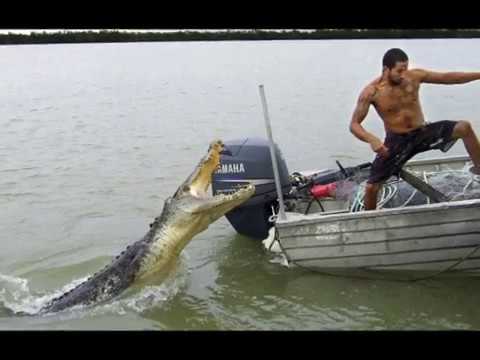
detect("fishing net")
[348,164,480,211]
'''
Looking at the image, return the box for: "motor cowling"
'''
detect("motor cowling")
[212,137,291,239]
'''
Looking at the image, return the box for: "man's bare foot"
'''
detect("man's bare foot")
[468,165,480,175]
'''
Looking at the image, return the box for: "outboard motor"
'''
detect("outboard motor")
[212,138,291,239]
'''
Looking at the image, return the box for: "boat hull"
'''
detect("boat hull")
[275,155,480,277]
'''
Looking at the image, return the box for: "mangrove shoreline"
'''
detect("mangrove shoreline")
[1,29,480,45]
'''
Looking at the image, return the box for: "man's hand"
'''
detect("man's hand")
[370,138,389,158]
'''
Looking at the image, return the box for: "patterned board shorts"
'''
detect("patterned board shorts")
[367,120,458,184]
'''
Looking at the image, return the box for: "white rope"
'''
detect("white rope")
[350,182,399,212]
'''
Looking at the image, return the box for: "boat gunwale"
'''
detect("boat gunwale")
[403,154,470,167]
[276,198,480,228]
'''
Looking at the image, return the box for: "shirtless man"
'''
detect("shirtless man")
[350,48,480,210]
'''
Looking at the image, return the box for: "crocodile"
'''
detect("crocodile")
[39,140,254,314]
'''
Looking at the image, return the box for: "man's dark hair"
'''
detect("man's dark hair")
[382,48,408,69]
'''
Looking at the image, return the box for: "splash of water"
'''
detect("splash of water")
[0,255,190,317]
[0,273,88,316]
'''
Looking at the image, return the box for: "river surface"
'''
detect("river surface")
[1,39,480,330]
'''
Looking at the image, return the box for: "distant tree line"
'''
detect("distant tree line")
[1,29,480,45]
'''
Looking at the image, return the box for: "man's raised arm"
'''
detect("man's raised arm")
[413,69,480,84]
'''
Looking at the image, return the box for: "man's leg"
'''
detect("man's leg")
[452,120,480,171]
[364,182,382,210]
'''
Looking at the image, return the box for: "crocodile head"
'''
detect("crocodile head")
[149,139,255,254]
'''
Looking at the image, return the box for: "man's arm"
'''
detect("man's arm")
[349,86,389,157]
[412,68,480,84]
